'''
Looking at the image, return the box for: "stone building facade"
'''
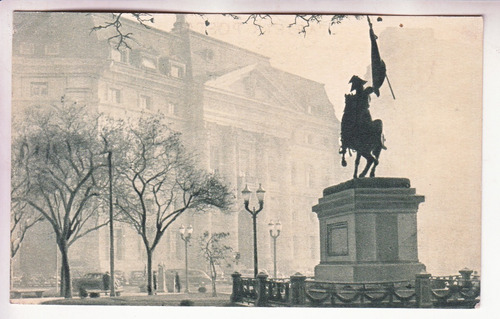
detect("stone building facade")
[12,13,341,279]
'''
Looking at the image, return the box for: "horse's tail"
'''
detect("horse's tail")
[339,146,348,167]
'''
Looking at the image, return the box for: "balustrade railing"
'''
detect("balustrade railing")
[304,280,416,307]
[230,268,480,308]
[266,279,290,305]
[430,273,480,307]
[240,277,257,303]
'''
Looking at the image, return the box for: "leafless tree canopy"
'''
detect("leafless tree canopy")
[113,114,233,295]
[11,101,112,298]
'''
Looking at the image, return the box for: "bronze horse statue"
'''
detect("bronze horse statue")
[340,76,386,179]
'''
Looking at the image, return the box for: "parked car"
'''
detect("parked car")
[72,272,121,292]
[165,269,212,293]
[114,270,127,286]
[128,270,146,286]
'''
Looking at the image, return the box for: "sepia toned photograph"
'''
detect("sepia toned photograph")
[2,1,490,316]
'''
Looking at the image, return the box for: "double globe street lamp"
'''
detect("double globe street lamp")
[268,220,282,278]
[179,224,193,293]
[242,184,265,278]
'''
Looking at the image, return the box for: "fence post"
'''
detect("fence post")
[415,272,432,308]
[459,268,473,289]
[256,272,269,307]
[231,272,243,303]
[290,272,307,306]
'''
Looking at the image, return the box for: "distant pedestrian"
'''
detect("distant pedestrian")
[103,272,110,293]
[153,271,158,294]
[175,272,181,293]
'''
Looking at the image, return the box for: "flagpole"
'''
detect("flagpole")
[385,75,396,100]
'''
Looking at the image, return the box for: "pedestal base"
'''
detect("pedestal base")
[313,178,426,283]
[315,262,426,282]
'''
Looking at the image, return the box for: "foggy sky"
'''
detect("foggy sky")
[160,14,483,275]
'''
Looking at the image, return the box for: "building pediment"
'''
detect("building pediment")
[204,63,303,111]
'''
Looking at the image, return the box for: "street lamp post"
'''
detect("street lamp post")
[268,220,282,279]
[242,184,266,278]
[179,224,193,293]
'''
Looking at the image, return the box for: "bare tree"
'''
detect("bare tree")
[10,162,44,259]
[90,13,155,50]
[10,164,44,290]
[114,114,233,295]
[11,101,111,298]
[198,231,233,297]
[93,13,360,49]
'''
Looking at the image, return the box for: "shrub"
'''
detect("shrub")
[180,299,194,306]
[79,287,88,298]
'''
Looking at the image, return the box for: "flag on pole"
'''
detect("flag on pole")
[368,17,387,97]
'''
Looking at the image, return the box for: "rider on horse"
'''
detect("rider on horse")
[340,75,386,167]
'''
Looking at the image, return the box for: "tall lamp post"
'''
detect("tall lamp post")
[268,220,282,279]
[179,224,193,293]
[242,184,266,278]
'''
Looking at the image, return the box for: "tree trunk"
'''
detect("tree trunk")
[210,261,217,297]
[59,263,64,297]
[146,249,153,296]
[58,241,72,298]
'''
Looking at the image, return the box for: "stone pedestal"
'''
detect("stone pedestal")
[313,178,426,282]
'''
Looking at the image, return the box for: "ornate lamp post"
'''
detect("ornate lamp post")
[268,220,282,279]
[179,224,193,293]
[242,184,265,278]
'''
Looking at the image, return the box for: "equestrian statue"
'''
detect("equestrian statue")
[339,16,394,179]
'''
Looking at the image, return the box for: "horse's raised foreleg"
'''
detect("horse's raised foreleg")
[353,152,361,179]
[359,153,374,178]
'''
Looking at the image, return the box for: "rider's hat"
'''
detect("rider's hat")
[349,75,367,91]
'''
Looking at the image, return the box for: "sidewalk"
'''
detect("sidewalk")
[34,292,235,307]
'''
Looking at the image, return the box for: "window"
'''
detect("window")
[111,48,128,63]
[20,42,34,55]
[327,222,348,256]
[170,63,185,78]
[305,166,314,188]
[30,82,48,96]
[45,43,59,55]
[141,57,157,69]
[140,95,152,110]
[168,102,176,115]
[109,88,121,104]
